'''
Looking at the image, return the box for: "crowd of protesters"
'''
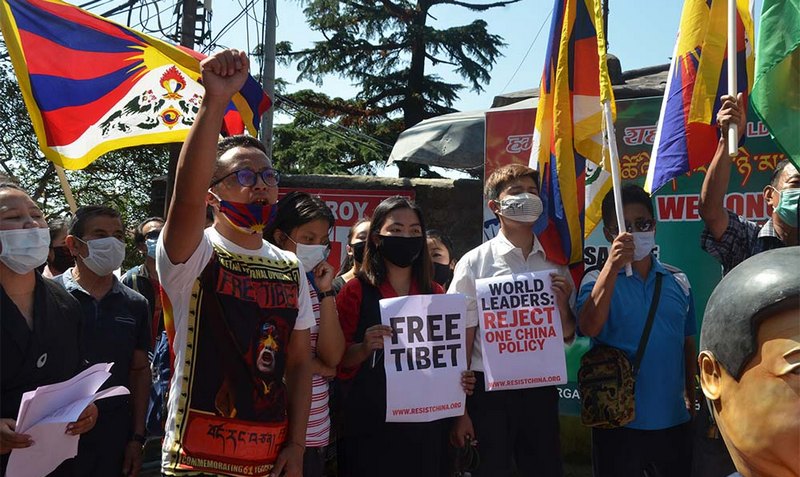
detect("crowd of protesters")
[1,49,797,477]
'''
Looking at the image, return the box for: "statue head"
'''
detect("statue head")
[699,247,800,477]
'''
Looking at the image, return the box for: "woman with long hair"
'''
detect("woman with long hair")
[266,191,345,477]
[0,182,97,475]
[426,229,457,289]
[335,196,473,477]
[331,218,370,295]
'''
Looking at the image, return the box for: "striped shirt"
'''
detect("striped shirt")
[305,278,331,447]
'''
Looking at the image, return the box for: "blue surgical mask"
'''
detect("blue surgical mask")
[145,238,158,258]
[775,187,799,227]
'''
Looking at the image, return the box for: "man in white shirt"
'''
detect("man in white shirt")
[448,163,576,476]
[157,49,313,477]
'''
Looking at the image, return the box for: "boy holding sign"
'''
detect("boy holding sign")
[448,164,576,477]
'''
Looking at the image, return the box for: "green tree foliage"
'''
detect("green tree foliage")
[272,90,398,175]
[278,0,517,176]
[0,48,169,268]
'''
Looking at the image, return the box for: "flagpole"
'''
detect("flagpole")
[602,100,632,277]
[54,165,77,214]
[727,0,739,157]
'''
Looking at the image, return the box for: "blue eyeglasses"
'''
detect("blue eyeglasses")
[211,168,281,187]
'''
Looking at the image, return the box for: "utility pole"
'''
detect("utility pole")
[259,0,277,156]
[179,0,198,48]
[164,0,201,217]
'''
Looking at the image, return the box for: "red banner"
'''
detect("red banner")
[484,108,537,174]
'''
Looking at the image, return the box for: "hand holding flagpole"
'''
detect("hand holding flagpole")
[602,100,632,277]
[727,0,739,157]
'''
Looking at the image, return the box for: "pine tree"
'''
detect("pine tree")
[279,0,517,177]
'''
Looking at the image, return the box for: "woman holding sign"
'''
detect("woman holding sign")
[336,196,473,477]
[0,181,98,475]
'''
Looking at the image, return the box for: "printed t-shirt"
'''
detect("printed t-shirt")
[305,277,330,447]
[156,227,314,477]
[448,230,575,373]
[576,257,697,430]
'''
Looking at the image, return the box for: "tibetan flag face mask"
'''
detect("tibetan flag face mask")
[210,192,276,235]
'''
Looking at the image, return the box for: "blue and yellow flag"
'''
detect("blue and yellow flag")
[645,0,754,193]
[0,0,271,169]
[530,0,614,266]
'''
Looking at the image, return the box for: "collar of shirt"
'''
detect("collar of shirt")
[136,263,152,279]
[61,267,124,298]
[615,254,669,281]
[757,218,780,240]
[493,229,547,260]
[377,279,422,298]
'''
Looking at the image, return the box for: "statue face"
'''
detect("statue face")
[716,308,800,472]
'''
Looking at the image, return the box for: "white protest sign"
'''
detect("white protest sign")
[380,294,467,423]
[476,271,567,391]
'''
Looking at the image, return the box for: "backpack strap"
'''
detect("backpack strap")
[353,275,382,344]
[125,265,142,294]
[632,273,663,375]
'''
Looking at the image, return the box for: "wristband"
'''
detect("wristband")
[130,433,146,445]
[318,289,336,300]
[284,440,305,451]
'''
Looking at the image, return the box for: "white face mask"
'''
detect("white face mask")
[496,192,543,224]
[295,243,330,272]
[79,236,126,276]
[0,228,50,274]
[632,231,656,261]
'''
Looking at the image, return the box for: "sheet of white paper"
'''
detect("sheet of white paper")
[91,385,129,402]
[5,422,79,477]
[7,364,129,477]
[35,386,129,427]
[17,363,113,433]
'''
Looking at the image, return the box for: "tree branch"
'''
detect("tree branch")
[430,0,520,10]
[31,160,54,201]
[425,52,458,66]
[380,0,412,19]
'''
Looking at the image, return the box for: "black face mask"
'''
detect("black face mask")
[378,235,424,268]
[433,262,453,287]
[351,241,366,264]
[50,245,75,275]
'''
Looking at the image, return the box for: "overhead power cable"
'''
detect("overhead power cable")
[276,95,394,153]
[499,7,553,94]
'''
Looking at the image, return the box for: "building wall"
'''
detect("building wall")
[152,174,485,260]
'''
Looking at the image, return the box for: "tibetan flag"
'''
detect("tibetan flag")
[0,0,271,170]
[530,0,614,266]
[751,0,800,168]
[645,0,754,193]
